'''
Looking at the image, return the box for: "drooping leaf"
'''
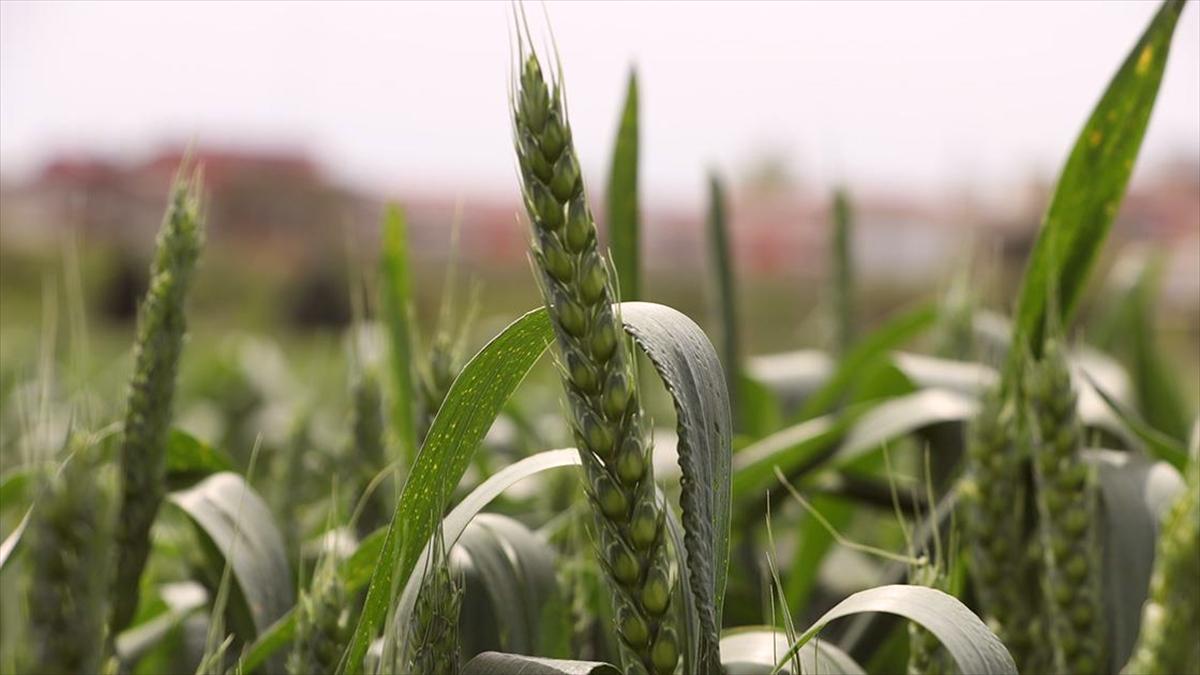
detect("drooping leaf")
[169,472,292,642]
[720,627,865,675]
[620,301,733,671]
[772,584,1016,675]
[1086,373,1188,469]
[462,652,619,675]
[1086,448,1186,671]
[242,448,581,672]
[607,69,641,302]
[1009,0,1186,364]
[835,389,977,467]
[453,514,564,659]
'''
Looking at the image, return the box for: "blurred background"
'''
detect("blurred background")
[1,1,1198,381]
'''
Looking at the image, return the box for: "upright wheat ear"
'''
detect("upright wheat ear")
[1123,443,1199,675]
[512,51,679,675]
[1027,341,1104,674]
[110,172,204,632]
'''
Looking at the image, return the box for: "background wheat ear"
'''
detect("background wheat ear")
[1122,424,1200,675]
[1026,339,1104,674]
[512,45,681,675]
[26,433,115,675]
[959,386,1044,671]
[110,167,205,634]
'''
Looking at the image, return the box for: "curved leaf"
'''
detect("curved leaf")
[462,652,619,675]
[169,472,293,640]
[720,627,864,675]
[621,300,733,671]
[243,449,580,672]
[1010,0,1186,362]
[606,69,640,302]
[115,581,208,665]
[453,514,563,659]
[732,415,848,497]
[1086,448,1186,671]
[835,388,977,467]
[772,585,1016,675]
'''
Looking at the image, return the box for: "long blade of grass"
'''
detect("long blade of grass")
[607,69,640,302]
[380,205,419,469]
[707,173,742,430]
[797,303,938,421]
[1009,0,1186,366]
[831,188,856,355]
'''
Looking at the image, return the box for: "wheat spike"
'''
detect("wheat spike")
[512,46,679,675]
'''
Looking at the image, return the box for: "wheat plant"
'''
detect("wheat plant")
[512,46,680,675]
[110,170,204,633]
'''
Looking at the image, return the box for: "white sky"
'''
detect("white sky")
[2,1,1198,206]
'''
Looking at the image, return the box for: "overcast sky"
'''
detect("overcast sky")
[2,1,1198,205]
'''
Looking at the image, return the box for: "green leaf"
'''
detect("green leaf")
[720,627,865,675]
[336,307,555,674]
[732,414,853,498]
[607,69,640,302]
[797,303,939,420]
[771,585,1016,675]
[1086,448,1186,671]
[620,301,733,672]
[165,429,235,485]
[462,652,619,675]
[1009,0,1186,363]
[0,508,30,571]
[168,472,293,640]
[380,205,419,467]
[706,173,742,430]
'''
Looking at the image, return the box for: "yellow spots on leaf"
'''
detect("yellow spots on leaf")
[1136,46,1154,75]
[1088,130,1103,147]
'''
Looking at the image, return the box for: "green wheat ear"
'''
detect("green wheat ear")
[1123,431,1200,675]
[110,169,204,633]
[288,552,351,675]
[27,435,115,675]
[959,386,1044,671]
[512,47,680,675]
[403,522,463,675]
[1027,340,1104,674]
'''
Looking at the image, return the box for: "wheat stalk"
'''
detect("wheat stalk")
[512,47,679,675]
[110,169,204,633]
[1027,340,1104,674]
